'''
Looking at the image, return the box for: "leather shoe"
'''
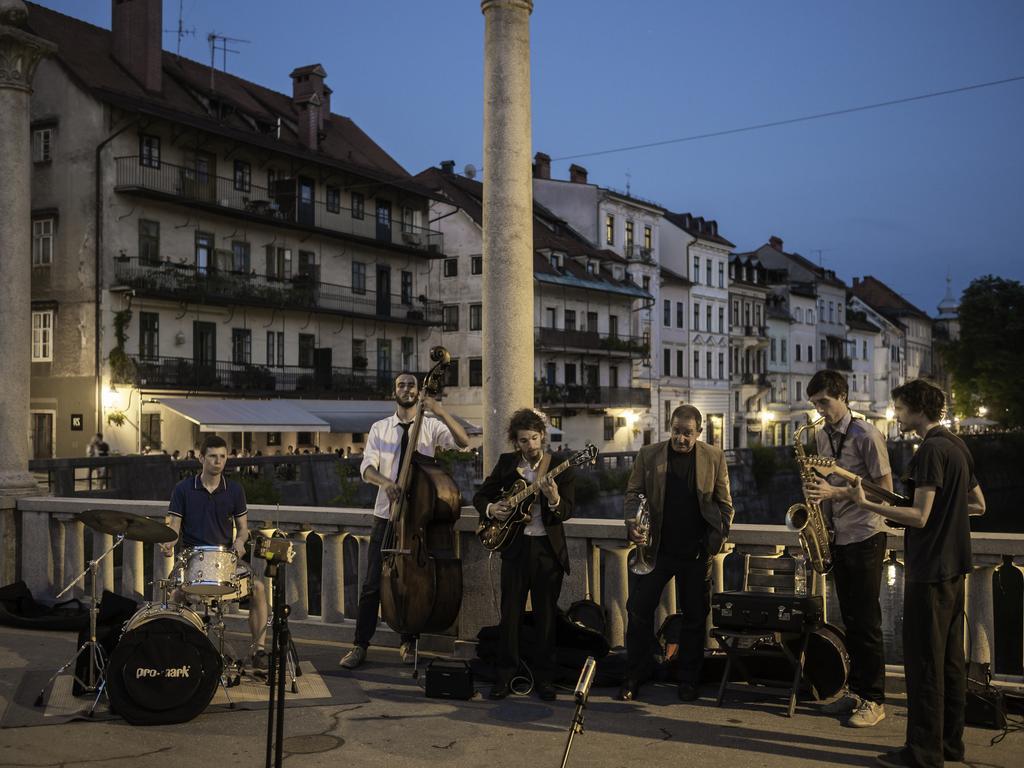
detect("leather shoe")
[488,682,512,700]
[677,682,700,701]
[537,682,557,701]
[617,679,640,701]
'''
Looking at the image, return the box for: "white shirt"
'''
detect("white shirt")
[518,456,548,537]
[360,413,458,519]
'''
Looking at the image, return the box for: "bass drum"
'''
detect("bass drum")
[107,604,222,725]
[791,623,850,702]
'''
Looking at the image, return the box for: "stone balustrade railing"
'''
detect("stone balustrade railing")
[8,498,1024,681]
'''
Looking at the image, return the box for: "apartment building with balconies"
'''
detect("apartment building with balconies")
[852,275,934,381]
[727,252,770,447]
[414,164,653,452]
[27,1,447,458]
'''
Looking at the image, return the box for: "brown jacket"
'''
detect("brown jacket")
[624,440,734,568]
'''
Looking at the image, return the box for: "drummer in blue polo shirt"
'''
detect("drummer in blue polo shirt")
[161,434,269,670]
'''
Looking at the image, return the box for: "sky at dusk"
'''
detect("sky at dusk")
[35,1,1024,314]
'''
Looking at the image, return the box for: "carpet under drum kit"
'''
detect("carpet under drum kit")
[35,509,297,726]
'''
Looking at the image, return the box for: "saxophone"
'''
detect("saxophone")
[785,417,833,574]
[627,494,654,575]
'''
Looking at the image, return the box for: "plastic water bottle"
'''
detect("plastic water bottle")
[792,553,807,596]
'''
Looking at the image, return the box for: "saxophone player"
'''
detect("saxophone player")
[619,404,734,702]
[803,370,893,728]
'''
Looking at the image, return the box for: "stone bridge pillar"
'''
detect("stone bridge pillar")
[0,3,55,585]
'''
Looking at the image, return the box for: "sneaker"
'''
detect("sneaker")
[821,691,862,715]
[339,645,367,669]
[251,649,269,671]
[398,641,416,665]
[848,699,886,728]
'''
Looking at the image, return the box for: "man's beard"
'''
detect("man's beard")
[394,393,416,407]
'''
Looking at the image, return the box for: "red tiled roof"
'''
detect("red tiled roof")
[851,276,930,321]
[26,3,415,185]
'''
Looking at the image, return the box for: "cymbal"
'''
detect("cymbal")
[76,509,177,544]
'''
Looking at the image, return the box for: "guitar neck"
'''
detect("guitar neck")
[826,464,909,506]
[509,459,569,506]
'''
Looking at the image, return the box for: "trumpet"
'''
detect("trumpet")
[627,494,654,575]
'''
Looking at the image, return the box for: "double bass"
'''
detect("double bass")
[379,346,463,635]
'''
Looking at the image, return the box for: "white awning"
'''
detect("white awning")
[158,398,331,433]
[294,400,482,435]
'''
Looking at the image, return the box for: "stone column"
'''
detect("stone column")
[285,530,310,621]
[965,555,1001,665]
[480,0,534,468]
[122,539,145,604]
[0,2,54,498]
[321,531,346,624]
[597,542,630,648]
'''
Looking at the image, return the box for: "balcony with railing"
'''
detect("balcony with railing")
[826,356,853,371]
[130,355,420,398]
[113,257,441,325]
[623,243,655,263]
[114,156,444,256]
[535,327,649,357]
[535,381,650,408]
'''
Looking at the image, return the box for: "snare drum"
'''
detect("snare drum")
[181,545,238,596]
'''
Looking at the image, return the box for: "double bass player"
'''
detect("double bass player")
[339,371,469,669]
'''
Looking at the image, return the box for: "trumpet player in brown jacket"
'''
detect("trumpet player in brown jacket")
[619,404,734,702]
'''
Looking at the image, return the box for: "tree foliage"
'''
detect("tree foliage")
[943,276,1024,427]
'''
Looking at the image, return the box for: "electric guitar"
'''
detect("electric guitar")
[477,444,598,552]
[802,454,910,528]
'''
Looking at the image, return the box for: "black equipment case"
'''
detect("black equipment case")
[712,591,823,632]
[425,660,474,700]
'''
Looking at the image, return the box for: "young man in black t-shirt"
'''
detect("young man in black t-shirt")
[843,380,985,768]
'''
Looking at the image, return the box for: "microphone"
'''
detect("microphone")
[573,656,597,705]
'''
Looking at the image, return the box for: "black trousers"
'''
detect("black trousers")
[831,531,887,703]
[353,516,416,648]
[497,535,564,686]
[626,552,712,685]
[902,575,967,768]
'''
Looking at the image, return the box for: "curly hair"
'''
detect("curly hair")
[892,379,946,421]
[507,408,548,444]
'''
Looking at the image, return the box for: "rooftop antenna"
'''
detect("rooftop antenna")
[166,0,195,58]
[625,170,632,196]
[207,31,251,90]
[810,248,830,266]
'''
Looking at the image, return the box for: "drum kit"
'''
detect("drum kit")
[36,509,278,725]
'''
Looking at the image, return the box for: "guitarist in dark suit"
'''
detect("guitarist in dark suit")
[619,404,734,702]
[473,408,575,701]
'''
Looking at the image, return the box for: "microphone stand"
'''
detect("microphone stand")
[264,559,290,768]
[559,657,597,768]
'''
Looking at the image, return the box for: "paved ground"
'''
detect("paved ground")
[0,624,1020,768]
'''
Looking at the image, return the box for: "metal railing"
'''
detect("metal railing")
[826,356,853,371]
[113,257,441,325]
[130,355,423,397]
[114,156,444,255]
[535,382,650,408]
[535,327,649,357]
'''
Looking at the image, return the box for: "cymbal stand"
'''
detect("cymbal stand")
[35,533,125,714]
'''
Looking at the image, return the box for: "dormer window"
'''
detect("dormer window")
[550,252,562,269]
[587,261,596,275]
[613,266,624,280]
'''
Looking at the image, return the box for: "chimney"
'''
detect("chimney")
[853,277,861,288]
[533,152,551,180]
[568,163,588,184]
[440,160,455,175]
[768,235,784,250]
[290,64,328,150]
[111,0,162,93]
[321,84,332,123]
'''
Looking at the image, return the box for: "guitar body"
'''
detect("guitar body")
[476,478,534,552]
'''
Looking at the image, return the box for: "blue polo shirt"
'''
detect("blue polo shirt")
[168,474,247,548]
